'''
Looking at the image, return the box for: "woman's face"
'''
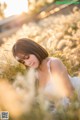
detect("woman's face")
[15,54,40,69]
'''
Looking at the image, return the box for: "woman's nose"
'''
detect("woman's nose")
[28,61,31,65]
[25,60,31,66]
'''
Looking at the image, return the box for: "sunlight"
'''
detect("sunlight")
[0,0,28,17]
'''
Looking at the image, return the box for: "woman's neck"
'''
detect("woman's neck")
[37,57,49,71]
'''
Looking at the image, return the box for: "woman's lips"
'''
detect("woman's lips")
[29,62,35,66]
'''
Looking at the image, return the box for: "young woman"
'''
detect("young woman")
[12,38,80,107]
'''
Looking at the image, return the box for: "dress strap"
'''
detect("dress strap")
[47,57,55,73]
[47,57,58,81]
[47,58,53,81]
[47,59,51,73]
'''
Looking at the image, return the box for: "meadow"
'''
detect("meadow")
[0,6,80,120]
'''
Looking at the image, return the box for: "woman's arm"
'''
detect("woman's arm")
[50,58,74,98]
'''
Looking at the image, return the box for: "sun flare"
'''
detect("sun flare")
[0,0,28,17]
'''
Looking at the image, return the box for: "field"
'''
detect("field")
[0,6,80,120]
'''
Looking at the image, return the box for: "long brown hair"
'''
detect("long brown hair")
[12,38,48,63]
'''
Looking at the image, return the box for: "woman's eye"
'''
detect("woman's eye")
[18,59,25,64]
[25,55,29,59]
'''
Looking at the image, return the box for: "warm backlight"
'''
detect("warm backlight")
[0,0,28,17]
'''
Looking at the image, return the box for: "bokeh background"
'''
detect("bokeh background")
[0,0,80,120]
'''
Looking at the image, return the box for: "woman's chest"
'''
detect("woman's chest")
[37,66,51,88]
[37,70,61,101]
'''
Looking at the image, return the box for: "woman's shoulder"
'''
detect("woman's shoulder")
[47,57,62,65]
[47,57,67,71]
[48,56,61,61]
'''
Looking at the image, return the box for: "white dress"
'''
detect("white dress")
[40,57,80,108]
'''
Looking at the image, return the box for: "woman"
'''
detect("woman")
[12,38,80,108]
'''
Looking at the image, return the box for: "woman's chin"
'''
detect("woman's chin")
[25,64,39,69]
[32,65,39,69]
[27,63,39,69]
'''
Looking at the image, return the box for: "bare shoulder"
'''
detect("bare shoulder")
[48,57,63,65]
[49,57,67,71]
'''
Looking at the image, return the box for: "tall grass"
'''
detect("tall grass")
[0,6,80,120]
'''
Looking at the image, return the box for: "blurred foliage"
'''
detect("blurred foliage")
[0,0,79,19]
[0,1,80,120]
[28,0,79,14]
[28,0,55,13]
[0,62,26,83]
[8,91,80,120]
